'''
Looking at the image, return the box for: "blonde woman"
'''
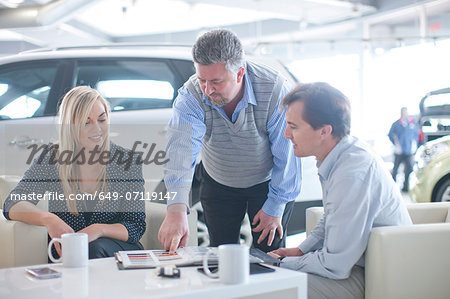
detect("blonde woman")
[3,86,146,259]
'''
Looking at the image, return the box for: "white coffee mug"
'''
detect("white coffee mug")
[48,233,88,267]
[203,244,249,285]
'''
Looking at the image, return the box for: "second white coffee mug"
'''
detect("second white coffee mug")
[203,244,249,284]
[48,233,88,268]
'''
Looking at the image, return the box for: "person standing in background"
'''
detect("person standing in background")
[388,107,419,192]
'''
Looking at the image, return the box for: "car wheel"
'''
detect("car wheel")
[434,178,450,202]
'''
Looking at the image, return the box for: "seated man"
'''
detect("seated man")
[269,82,412,299]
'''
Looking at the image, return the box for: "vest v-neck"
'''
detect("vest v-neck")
[219,107,246,133]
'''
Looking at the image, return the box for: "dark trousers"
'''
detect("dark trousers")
[195,162,294,253]
[392,154,414,191]
[89,237,143,259]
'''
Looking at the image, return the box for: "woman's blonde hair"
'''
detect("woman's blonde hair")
[57,86,110,215]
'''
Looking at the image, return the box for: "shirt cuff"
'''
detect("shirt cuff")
[166,188,191,214]
[2,209,10,220]
[261,198,287,218]
[298,234,321,253]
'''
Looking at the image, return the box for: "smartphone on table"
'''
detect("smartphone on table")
[197,264,275,275]
[197,266,218,274]
[26,267,61,279]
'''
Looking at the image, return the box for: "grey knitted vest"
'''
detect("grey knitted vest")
[186,61,285,188]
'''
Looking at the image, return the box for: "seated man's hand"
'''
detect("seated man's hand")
[268,247,304,259]
[252,209,283,247]
[158,203,189,253]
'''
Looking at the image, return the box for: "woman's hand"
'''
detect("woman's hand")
[77,224,103,243]
[44,213,74,256]
[267,247,304,259]
[78,223,128,243]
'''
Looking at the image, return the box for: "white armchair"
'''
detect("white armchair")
[305,202,450,299]
[0,176,198,268]
[0,175,20,206]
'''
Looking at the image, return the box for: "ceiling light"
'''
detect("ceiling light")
[299,20,308,30]
[374,48,385,55]
[7,0,24,4]
[0,0,23,8]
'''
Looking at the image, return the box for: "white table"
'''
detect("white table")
[0,258,307,299]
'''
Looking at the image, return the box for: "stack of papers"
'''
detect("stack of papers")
[115,246,268,269]
[115,247,218,269]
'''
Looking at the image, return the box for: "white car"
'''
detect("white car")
[0,45,322,245]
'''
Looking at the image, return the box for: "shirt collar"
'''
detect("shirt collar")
[243,67,257,106]
[317,135,353,181]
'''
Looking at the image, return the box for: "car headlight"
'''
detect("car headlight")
[415,142,449,170]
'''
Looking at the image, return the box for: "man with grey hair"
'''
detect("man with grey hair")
[158,29,302,253]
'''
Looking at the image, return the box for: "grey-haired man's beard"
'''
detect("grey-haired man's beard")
[206,94,230,107]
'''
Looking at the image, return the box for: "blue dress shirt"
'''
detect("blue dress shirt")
[164,69,302,217]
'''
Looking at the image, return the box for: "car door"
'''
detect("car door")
[0,60,74,177]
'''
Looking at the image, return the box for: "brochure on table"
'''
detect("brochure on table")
[115,246,265,269]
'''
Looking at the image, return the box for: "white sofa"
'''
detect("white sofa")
[0,175,198,268]
[0,175,20,206]
[306,202,450,299]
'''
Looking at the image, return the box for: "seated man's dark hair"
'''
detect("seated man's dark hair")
[282,82,351,139]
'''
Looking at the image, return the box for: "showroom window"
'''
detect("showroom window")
[75,59,177,112]
[0,63,58,120]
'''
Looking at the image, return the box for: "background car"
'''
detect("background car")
[0,45,195,181]
[409,88,450,203]
[410,132,450,202]
[0,44,322,245]
[418,87,450,142]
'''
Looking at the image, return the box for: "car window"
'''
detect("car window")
[0,83,7,96]
[0,87,46,118]
[424,93,450,108]
[75,59,177,111]
[0,63,58,120]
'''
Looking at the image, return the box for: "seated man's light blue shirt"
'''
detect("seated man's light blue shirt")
[281,136,412,279]
[164,69,301,217]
